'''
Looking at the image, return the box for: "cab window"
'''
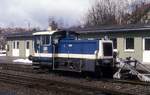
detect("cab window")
[35,36,40,45]
[42,35,51,45]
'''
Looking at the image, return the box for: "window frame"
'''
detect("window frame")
[124,37,134,52]
[143,37,150,51]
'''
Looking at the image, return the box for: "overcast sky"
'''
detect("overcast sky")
[0,0,91,29]
[0,0,148,29]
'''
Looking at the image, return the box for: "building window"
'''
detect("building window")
[125,38,134,51]
[17,42,19,49]
[42,35,50,45]
[111,38,117,49]
[7,45,9,51]
[26,41,30,49]
[13,42,15,49]
[145,38,150,50]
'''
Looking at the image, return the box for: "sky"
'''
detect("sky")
[0,0,91,29]
[0,0,148,29]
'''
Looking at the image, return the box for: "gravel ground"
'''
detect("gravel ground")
[0,82,79,95]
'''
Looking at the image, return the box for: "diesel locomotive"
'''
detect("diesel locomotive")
[29,30,114,77]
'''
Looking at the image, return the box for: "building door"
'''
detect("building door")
[143,38,150,63]
[26,41,30,57]
[12,41,19,57]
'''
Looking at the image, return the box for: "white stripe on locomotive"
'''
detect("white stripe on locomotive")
[34,53,112,60]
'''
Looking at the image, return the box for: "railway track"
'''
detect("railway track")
[0,63,150,94]
[0,69,150,95]
[0,63,148,84]
[99,77,150,86]
[0,70,126,95]
[113,79,150,86]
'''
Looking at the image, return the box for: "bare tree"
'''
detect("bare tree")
[126,1,150,24]
[84,0,130,27]
[84,0,149,27]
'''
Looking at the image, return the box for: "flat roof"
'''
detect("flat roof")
[70,24,150,33]
[6,31,34,38]
[6,24,150,39]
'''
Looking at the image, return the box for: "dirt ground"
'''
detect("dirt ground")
[0,82,68,95]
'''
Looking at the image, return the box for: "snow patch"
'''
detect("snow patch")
[0,54,6,56]
[0,50,6,56]
[13,59,32,64]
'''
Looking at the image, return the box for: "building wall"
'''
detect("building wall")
[79,31,150,63]
[6,38,33,58]
[27,40,34,56]
[19,40,25,57]
[6,40,13,57]
[117,37,143,62]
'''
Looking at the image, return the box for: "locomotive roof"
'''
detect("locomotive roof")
[33,30,79,36]
[33,30,57,35]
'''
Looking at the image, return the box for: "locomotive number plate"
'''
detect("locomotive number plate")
[68,44,72,47]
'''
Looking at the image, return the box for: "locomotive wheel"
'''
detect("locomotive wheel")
[101,66,114,78]
[95,66,103,78]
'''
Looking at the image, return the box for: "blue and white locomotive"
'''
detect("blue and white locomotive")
[29,30,114,77]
